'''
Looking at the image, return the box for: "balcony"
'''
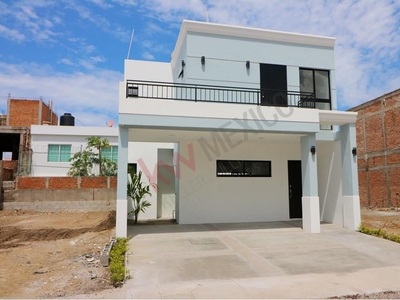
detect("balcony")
[126,80,315,108]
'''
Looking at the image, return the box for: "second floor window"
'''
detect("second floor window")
[102,146,118,163]
[300,68,331,110]
[48,144,71,162]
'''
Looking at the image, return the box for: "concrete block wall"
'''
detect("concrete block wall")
[2,176,117,211]
[350,89,400,207]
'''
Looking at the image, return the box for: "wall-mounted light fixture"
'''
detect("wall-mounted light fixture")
[178,60,184,78]
[352,147,357,156]
[201,56,205,65]
[310,146,316,155]
[246,60,250,69]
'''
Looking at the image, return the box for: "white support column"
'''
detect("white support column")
[116,126,129,237]
[173,143,180,223]
[301,133,320,233]
[341,123,361,230]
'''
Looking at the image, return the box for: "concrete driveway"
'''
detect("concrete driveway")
[122,221,400,299]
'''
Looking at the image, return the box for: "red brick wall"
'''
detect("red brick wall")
[350,89,400,207]
[49,177,77,189]
[8,99,40,126]
[1,160,18,171]
[1,160,18,180]
[17,177,47,189]
[7,99,58,127]
[15,176,116,190]
[389,167,400,207]
[81,177,108,189]
[41,102,58,125]
[110,177,117,188]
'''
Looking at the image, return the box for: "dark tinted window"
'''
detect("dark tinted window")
[217,160,271,177]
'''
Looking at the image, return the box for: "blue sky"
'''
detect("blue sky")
[0,0,399,126]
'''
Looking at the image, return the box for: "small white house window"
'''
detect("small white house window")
[48,144,71,162]
[102,146,118,163]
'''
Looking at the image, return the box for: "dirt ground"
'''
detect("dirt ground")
[361,207,400,235]
[0,210,116,298]
[0,207,399,299]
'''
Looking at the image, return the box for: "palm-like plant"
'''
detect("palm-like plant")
[127,171,152,224]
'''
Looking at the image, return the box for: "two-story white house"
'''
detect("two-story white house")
[116,20,360,237]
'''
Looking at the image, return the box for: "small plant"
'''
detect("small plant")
[109,237,130,286]
[359,225,400,243]
[127,171,152,224]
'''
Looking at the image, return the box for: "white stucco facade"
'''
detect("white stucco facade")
[30,125,119,176]
[116,20,360,237]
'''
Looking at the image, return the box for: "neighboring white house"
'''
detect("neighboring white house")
[116,20,360,237]
[31,125,119,177]
[30,124,175,219]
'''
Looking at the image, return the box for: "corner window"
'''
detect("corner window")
[48,144,71,162]
[216,160,271,177]
[300,68,331,109]
[102,146,118,163]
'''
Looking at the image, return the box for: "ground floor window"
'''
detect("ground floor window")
[48,144,71,162]
[216,160,271,177]
[102,145,118,163]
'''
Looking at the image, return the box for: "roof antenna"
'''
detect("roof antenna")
[126,29,135,59]
[205,10,209,22]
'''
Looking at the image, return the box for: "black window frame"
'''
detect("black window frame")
[216,160,271,177]
[128,163,137,175]
[299,68,331,110]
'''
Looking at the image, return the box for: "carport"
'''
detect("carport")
[116,105,360,237]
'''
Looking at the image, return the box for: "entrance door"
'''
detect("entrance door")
[288,160,302,218]
[259,63,287,106]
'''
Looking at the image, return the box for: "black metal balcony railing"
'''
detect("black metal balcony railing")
[126,80,315,108]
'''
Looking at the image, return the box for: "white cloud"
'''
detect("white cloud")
[111,0,137,6]
[0,24,25,42]
[142,52,155,60]
[90,56,106,63]
[65,1,131,42]
[59,58,76,66]
[86,0,113,9]
[0,62,121,126]
[0,0,59,43]
[85,45,96,54]
[142,0,207,23]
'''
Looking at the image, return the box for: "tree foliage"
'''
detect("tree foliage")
[68,136,118,176]
[127,171,152,224]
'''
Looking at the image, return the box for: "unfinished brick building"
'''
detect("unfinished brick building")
[349,88,400,208]
[6,98,58,127]
[0,98,58,179]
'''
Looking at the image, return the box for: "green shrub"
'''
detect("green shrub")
[109,237,130,286]
[359,225,400,244]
